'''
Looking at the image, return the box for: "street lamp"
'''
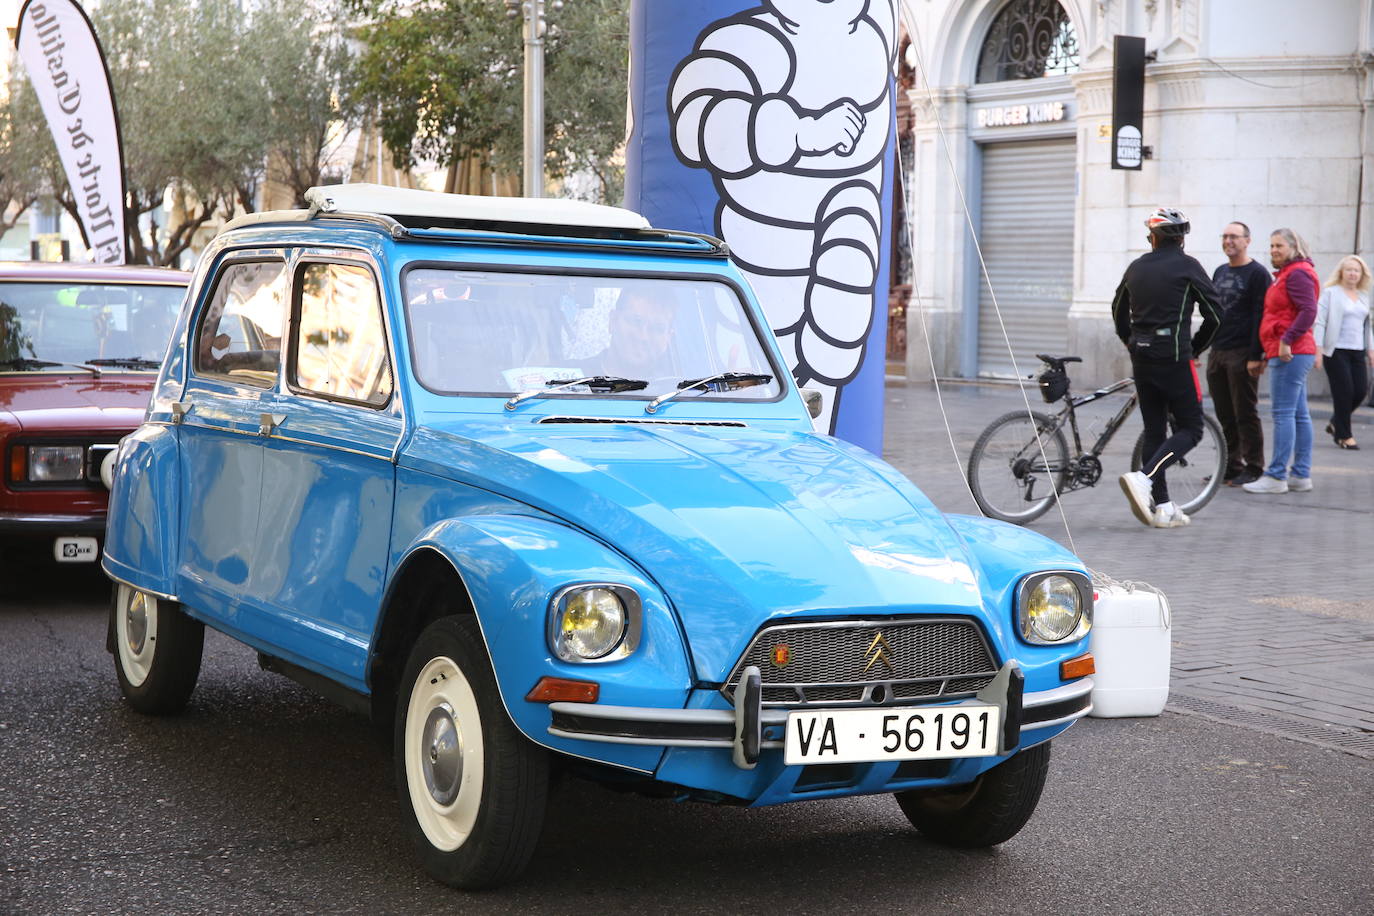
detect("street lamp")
[504,0,564,198]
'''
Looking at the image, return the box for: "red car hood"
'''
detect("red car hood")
[0,374,154,433]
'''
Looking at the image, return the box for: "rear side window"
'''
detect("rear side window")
[291,262,392,407]
[195,260,287,387]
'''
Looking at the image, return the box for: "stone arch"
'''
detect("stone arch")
[921,0,1089,90]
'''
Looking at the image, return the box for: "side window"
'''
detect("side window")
[291,262,393,407]
[195,260,287,387]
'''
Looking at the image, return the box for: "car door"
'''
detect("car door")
[249,254,402,689]
[175,255,288,619]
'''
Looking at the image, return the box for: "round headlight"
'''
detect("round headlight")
[1020,574,1085,643]
[558,587,627,660]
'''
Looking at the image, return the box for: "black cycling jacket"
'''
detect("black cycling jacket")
[1111,244,1224,362]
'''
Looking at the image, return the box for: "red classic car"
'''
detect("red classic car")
[0,261,188,562]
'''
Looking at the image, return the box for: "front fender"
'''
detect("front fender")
[943,514,1091,694]
[391,513,693,773]
[102,423,179,597]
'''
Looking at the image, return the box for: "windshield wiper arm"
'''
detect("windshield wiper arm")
[505,375,649,410]
[87,356,161,370]
[645,371,773,414]
[0,357,101,376]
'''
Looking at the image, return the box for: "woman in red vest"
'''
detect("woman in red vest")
[1244,227,1319,494]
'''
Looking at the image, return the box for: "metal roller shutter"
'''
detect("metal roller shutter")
[975,137,1076,378]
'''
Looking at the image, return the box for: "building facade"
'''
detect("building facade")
[902,0,1374,389]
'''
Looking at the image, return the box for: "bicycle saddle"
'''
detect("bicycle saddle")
[1035,354,1083,368]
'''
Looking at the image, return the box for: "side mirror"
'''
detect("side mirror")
[800,387,823,420]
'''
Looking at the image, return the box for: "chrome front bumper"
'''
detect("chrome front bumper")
[548,662,1093,770]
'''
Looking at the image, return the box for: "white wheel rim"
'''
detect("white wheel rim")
[115,585,158,688]
[404,654,484,852]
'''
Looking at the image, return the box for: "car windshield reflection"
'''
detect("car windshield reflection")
[404,268,782,401]
[0,282,184,366]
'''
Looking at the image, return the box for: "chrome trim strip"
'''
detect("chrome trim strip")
[1023,678,1094,708]
[102,570,179,603]
[264,433,395,462]
[0,513,103,524]
[548,702,789,726]
[537,416,748,428]
[546,729,785,750]
[1023,705,1093,731]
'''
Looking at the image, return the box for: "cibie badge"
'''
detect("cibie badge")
[770,644,791,667]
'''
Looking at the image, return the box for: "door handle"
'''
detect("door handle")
[258,413,287,436]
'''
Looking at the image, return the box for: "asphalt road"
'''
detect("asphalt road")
[2,564,1372,915]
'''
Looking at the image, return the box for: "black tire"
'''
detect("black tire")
[1131,412,1227,514]
[394,616,549,890]
[967,410,1070,524]
[895,741,1051,848]
[111,583,204,715]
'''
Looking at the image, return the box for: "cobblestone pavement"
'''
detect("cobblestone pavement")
[882,377,1374,758]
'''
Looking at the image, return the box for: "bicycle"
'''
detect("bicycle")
[966,354,1227,525]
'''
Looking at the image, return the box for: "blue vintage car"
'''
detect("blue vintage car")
[104,184,1094,889]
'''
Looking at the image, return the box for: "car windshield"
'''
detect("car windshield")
[0,281,184,366]
[404,268,782,400]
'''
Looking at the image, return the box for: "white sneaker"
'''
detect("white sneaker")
[1242,475,1289,494]
[1118,471,1154,526]
[1152,502,1190,528]
[1288,476,1313,492]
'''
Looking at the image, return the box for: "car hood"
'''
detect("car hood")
[0,374,153,433]
[404,420,986,681]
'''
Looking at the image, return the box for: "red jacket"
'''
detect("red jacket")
[1259,258,1319,358]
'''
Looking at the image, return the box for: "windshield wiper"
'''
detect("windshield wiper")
[505,375,649,410]
[87,356,161,370]
[0,357,101,376]
[645,371,773,414]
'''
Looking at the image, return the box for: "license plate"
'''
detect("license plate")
[784,704,1001,765]
[54,536,99,563]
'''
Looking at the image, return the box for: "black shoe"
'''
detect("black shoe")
[1231,471,1260,486]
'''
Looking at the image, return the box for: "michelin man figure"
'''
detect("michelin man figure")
[668,0,896,433]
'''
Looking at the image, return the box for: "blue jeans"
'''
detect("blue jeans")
[1265,354,1315,480]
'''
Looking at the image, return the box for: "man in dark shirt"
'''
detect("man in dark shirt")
[1112,207,1223,528]
[1206,221,1271,485]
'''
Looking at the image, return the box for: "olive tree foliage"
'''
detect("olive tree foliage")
[9,0,359,265]
[0,79,47,234]
[253,0,364,206]
[349,0,630,203]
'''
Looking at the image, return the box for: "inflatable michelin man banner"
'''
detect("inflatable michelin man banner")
[625,0,897,453]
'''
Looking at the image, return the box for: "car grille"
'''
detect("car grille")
[722,618,999,707]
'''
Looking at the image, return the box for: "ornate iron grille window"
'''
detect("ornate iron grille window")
[976,0,1080,83]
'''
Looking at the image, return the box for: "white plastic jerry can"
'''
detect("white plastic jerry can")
[1088,582,1171,718]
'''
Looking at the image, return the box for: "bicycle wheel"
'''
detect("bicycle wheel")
[1131,412,1227,515]
[968,410,1070,525]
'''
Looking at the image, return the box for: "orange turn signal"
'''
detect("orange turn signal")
[9,447,24,484]
[525,676,600,704]
[1060,653,1095,680]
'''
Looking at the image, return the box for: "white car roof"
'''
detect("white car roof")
[304,183,652,231]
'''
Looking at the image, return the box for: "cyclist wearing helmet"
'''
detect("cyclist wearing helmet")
[1113,207,1224,528]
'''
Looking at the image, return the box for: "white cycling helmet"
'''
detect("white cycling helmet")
[1144,207,1190,237]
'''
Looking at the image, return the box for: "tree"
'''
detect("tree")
[0,78,46,235]
[349,0,630,203]
[249,0,364,207]
[7,0,361,265]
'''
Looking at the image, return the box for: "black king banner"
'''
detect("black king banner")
[15,0,126,263]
